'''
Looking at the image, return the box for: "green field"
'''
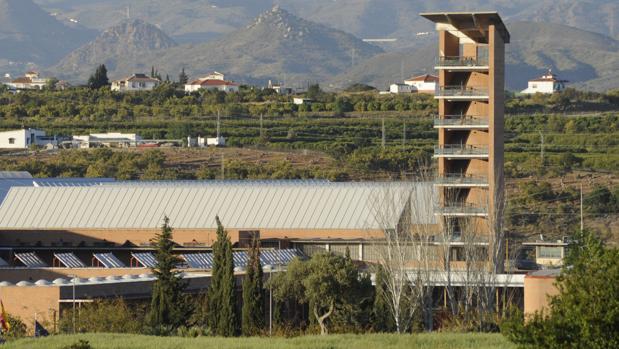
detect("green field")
[4,333,516,349]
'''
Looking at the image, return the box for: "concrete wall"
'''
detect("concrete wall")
[524,275,559,315]
[0,228,388,247]
[0,285,60,331]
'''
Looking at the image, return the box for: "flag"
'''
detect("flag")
[0,301,10,333]
[34,321,49,337]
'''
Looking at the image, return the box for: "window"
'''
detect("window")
[8,138,15,144]
[538,246,562,259]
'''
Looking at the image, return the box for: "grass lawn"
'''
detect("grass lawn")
[4,332,516,349]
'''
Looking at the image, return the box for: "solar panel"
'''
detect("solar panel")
[0,256,8,267]
[131,252,157,268]
[93,253,126,268]
[182,249,303,270]
[54,253,86,268]
[14,252,47,267]
[182,253,213,269]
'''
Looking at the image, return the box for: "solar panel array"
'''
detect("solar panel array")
[131,252,157,268]
[93,253,126,268]
[14,252,47,267]
[54,253,86,268]
[182,249,302,269]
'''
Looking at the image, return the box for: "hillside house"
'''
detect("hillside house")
[111,74,161,92]
[0,128,56,149]
[185,72,239,93]
[521,70,568,94]
[404,74,438,94]
[4,72,52,90]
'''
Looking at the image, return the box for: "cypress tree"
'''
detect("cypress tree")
[207,216,237,336]
[372,266,395,332]
[148,216,187,331]
[242,237,264,335]
[87,64,109,89]
[178,68,188,85]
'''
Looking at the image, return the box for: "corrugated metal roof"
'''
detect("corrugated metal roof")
[0,181,435,230]
[0,171,33,179]
[0,177,115,204]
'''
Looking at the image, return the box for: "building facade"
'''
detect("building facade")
[0,128,56,149]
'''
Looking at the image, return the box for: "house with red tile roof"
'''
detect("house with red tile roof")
[185,72,239,93]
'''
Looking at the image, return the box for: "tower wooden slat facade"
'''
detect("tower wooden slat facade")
[422,12,510,259]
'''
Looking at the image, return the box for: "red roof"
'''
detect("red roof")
[11,77,32,84]
[189,79,239,87]
[405,74,438,83]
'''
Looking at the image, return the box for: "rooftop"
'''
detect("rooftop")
[420,11,510,44]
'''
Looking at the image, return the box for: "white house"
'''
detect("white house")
[403,74,438,94]
[0,128,55,149]
[111,74,160,92]
[184,72,239,93]
[73,132,142,148]
[521,70,568,94]
[5,72,52,90]
[389,83,414,94]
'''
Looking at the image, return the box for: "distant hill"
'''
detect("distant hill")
[52,19,178,81]
[0,0,94,70]
[53,7,383,84]
[33,0,619,49]
[329,21,619,92]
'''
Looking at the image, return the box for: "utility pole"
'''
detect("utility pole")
[216,109,221,139]
[221,153,225,180]
[351,48,356,67]
[539,131,544,166]
[260,114,264,138]
[402,122,406,146]
[381,117,386,149]
[580,182,584,232]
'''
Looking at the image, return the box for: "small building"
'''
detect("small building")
[4,72,52,90]
[73,132,142,148]
[524,269,560,315]
[184,72,239,93]
[522,240,570,268]
[206,136,225,146]
[111,74,160,92]
[521,70,568,94]
[389,83,414,94]
[404,74,438,94]
[293,97,312,105]
[0,128,56,149]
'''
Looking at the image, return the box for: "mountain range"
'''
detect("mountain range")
[1,0,618,91]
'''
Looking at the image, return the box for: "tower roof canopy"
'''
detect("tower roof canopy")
[420,11,510,44]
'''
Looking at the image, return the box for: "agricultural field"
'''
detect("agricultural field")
[3,332,517,349]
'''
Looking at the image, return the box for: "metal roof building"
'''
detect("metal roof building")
[0,180,436,230]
